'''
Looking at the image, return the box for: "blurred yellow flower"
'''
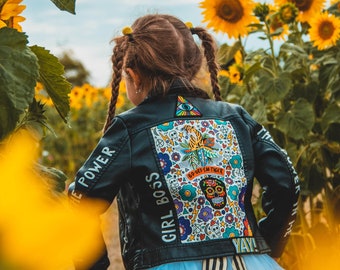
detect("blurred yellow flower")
[0,0,26,31]
[275,0,326,22]
[119,79,126,94]
[0,131,104,270]
[218,69,230,77]
[309,11,340,50]
[34,82,53,106]
[218,65,243,85]
[103,87,112,101]
[68,83,128,110]
[82,83,98,107]
[234,50,243,65]
[200,0,259,39]
[116,95,125,109]
[228,65,243,85]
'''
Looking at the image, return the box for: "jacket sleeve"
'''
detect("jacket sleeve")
[69,116,130,206]
[67,117,131,269]
[240,108,300,258]
[254,125,300,257]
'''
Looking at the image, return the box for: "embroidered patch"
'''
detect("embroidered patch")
[175,96,201,117]
[151,119,253,244]
[232,238,258,254]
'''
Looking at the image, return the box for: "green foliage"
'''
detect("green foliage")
[0,0,76,193]
[59,50,91,86]
[50,0,76,14]
[41,90,133,180]
[218,2,340,268]
[0,28,39,140]
[30,45,72,123]
[275,98,315,140]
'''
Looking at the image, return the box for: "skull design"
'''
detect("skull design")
[205,221,223,238]
[200,178,226,209]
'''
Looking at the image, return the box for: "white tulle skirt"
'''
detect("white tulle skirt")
[148,254,284,270]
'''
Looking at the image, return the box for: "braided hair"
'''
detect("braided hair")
[103,14,221,132]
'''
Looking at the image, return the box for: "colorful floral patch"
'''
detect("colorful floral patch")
[151,119,252,243]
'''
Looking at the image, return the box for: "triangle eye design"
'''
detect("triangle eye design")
[176,96,202,117]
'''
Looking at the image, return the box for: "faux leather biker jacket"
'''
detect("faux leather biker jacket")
[69,80,300,270]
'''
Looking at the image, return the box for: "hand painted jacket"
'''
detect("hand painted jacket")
[68,80,300,270]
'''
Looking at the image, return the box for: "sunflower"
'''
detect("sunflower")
[228,65,243,84]
[279,3,299,23]
[274,0,326,22]
[269,13,289,40]
[309,11,340,50]
[0,0,26,31]
[199,0,259,39]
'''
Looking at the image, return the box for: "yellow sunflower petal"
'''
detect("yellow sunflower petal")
[200,0,259,39]
[0,3,26,20]
[11,15,25,31]
[309,11,340,50]
[218,69,230,77]
[0,19,7,28]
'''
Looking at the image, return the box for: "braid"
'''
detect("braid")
[192,27,222,101]
[103,37,127,133]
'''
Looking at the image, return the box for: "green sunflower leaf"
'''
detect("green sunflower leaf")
[257,71,292,103]
[50,0,76,14]
[30,45,71,123]
[275,98,315,140]
[321,103,340,133]
[0,28,39,140]
[217,41,242,67]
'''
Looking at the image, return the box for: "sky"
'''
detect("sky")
[22,0,227,87]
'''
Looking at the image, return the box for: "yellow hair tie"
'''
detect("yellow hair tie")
[122,26,133,36]
[185,21,194,29]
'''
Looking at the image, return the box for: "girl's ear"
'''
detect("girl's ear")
[126,68,141,90]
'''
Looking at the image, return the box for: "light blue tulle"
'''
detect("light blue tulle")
[148,254,284,270]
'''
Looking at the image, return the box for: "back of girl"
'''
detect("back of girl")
[69,14,299,270]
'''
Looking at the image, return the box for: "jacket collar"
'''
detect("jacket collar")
[140,79,206,105]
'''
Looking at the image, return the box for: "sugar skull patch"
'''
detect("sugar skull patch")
[200,178,226,209]
[151,119,253,243]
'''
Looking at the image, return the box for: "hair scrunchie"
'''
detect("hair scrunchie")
[122,26,133,36]
[185,21,195,34]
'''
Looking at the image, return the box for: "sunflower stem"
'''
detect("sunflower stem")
[264,21,279,76]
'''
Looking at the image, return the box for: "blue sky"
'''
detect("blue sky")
[21,0,215,86]
[21,0,268,87]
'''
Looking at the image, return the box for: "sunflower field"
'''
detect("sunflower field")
[0,0,340,269]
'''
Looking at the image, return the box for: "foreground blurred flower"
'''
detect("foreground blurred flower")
[309,11,340,50]
[0,131,105,270]
[275,0,326,22]
[0,0,26,31]
[200,0,259,39]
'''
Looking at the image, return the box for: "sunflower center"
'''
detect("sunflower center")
[319,21,335,40]
[216,0,244,23]
[292,0,312,12]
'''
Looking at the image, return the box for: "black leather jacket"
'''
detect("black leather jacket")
[69,81,300,270]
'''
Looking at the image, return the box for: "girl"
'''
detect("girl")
[69,14,299,270]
